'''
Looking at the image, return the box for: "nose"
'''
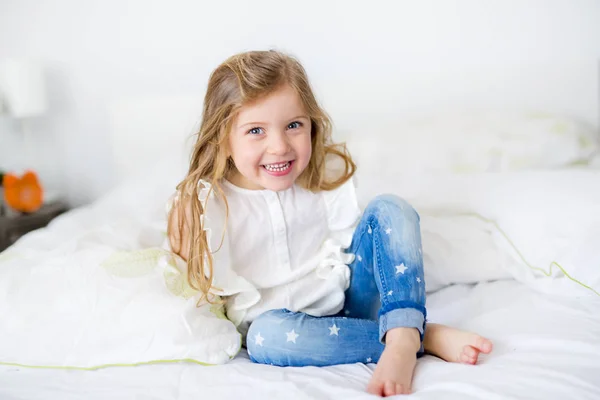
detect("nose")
[267,131,291,156]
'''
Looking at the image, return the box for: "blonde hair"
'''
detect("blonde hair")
[168,50,356,304]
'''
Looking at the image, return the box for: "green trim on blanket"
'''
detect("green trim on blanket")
[467,212,600,297]
[101,248,167,278]
[0,358,214,371]
[0,250,22,263]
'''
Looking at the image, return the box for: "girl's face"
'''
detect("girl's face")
[227,84,312,192]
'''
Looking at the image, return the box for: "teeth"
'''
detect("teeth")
[264,162,291,172]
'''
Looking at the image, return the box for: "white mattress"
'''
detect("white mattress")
[2,279,599,400]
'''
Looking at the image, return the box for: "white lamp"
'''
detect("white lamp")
[0,59,47,118]
[0,59,48,215]
[0,59,48,173]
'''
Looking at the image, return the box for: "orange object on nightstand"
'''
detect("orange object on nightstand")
[2,171,44,213]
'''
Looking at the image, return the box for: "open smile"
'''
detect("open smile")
[262,161,294,176]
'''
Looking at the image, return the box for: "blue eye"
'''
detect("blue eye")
[248,127,264,135]
[287,121,302,130]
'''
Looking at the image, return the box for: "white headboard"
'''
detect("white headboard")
[107,61,598,182]
[108,95,204,184]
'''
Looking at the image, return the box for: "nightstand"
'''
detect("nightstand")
[0,201,69,252]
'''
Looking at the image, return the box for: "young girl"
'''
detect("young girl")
[167,50,493,397]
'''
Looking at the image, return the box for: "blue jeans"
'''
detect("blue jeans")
[246,195,426,367]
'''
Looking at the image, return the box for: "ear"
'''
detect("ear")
[2,173,19,188]
[22,170,40,185]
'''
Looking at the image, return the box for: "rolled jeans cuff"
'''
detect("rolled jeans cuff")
[379,307,426,349]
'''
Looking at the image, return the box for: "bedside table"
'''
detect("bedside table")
[0,201,69,252]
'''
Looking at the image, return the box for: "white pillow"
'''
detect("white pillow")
[345,111,599,174]
[419,213,512,293]
[355,170,600,298]
[590,153,600,168]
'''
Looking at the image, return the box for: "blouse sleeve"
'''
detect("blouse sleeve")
[322,175,362,249]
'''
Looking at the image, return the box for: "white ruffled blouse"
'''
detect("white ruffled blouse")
[167,177,361,333]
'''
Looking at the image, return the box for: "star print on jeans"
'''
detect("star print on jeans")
[286,329,299,343]
[254,333,264,346]
[329,324,340,336]
[395,263,408,275]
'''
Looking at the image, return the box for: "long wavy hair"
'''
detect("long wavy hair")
[168,50,356,304]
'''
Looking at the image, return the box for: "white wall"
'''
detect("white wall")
[1,0,599,205]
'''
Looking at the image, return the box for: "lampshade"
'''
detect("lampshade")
[0,59,47,118]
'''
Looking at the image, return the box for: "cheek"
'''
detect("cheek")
[231,141,262,169]
[304,142,312,164]
[300,133,312,161]
[291,133,312,172]
[229,138,245,167]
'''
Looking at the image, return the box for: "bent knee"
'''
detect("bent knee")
[365,194,419,222]
[246,309,299,364]
[247,310,288,344]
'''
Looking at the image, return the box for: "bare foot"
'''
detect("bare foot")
[367,328,420,397]
[423,323,493,365]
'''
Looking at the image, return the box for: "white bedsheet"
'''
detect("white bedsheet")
[1,279,599,400]
[2,170,600,399]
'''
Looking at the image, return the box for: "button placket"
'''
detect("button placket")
[263,191,292,273]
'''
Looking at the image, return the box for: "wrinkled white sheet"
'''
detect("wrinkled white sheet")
[0,177,242,368]
[1,170,600,399]
[1,280,599,400]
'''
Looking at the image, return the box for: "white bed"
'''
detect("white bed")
[1,98,599,399]
[1,280,599,400]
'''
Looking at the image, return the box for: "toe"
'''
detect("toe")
[479,337,493,353]
[396,383,410,394]
[460,346,478,364]
[460,352,475,364]
[396,383,403,395]
[463,345,478,359]
[384,381,396,397]
[367,381,383,397]
[473,335,493,353]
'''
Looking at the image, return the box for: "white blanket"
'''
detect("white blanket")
[1,170,599,369]
[0,177,241,368]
